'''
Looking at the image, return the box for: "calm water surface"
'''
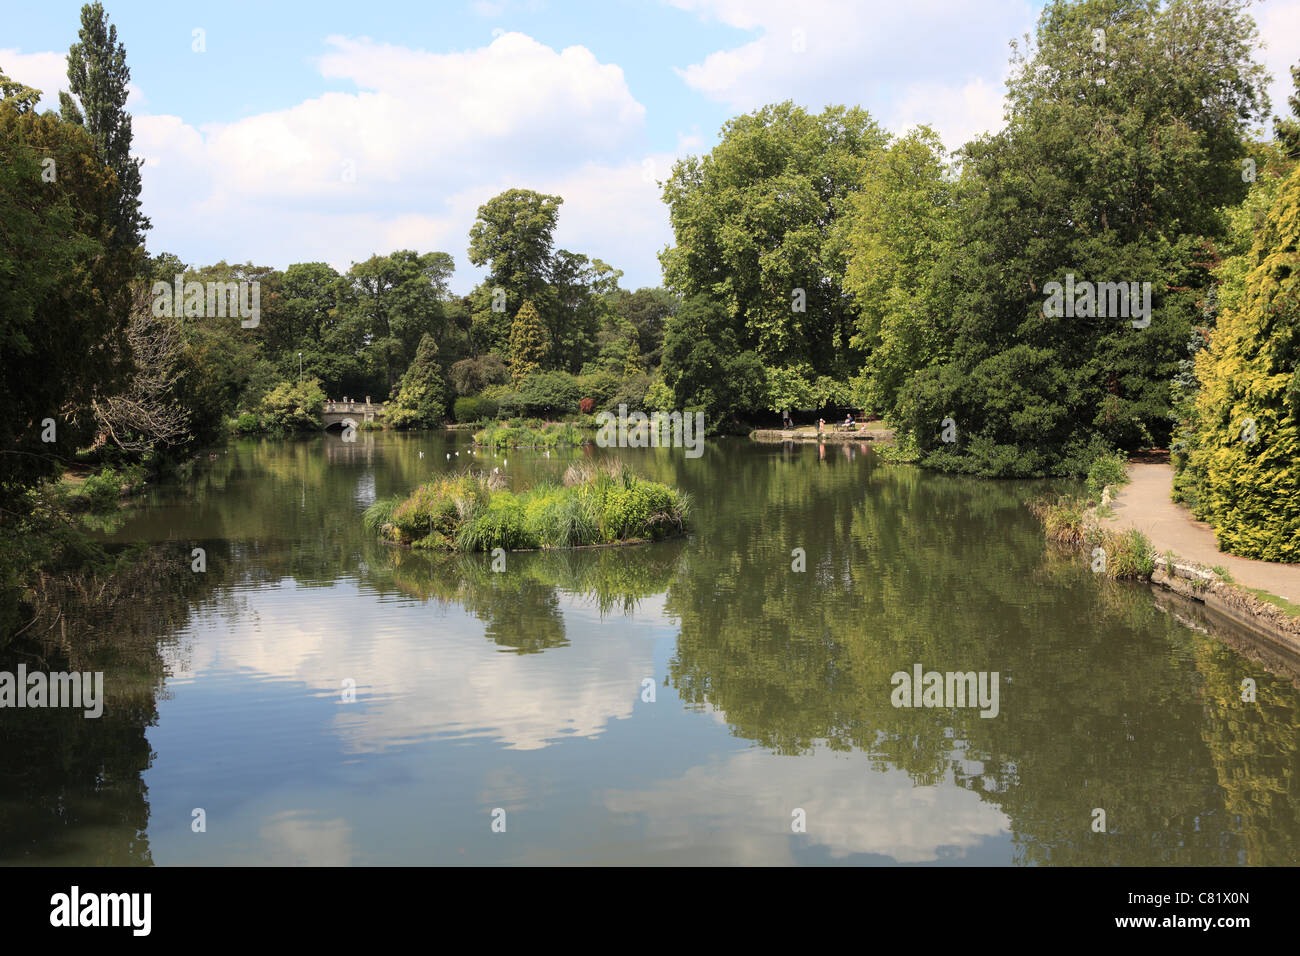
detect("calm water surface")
[4,431,1298,865]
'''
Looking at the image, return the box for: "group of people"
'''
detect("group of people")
[789,413,855,437]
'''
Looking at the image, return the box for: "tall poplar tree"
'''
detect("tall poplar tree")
[62,2,148,250]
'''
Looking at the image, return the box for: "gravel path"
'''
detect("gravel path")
[1103,462,1300,601]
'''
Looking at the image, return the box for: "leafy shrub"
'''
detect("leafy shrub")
[517,371,581,416]
[645,381,673,412]
[576,370,620,409]
[260,378,326,433]
[1085,451,1129,501]
[608,373,652,413]
[495,391,523,419]
[69,465,143,510]
[454,395,499,423]
[449,353,508,395]
[234,412,261,434]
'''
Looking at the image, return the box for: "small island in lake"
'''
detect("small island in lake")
[365,462,690,551]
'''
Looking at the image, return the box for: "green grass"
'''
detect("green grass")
[362,494,403,534]
[1210,564,1234,583]
[1032,495,1154,580]
[1030,496,1088,545]
[1244,587,1300,618]
[1101,527,1155,580]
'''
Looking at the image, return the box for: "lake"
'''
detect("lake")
[3,430,1297,865]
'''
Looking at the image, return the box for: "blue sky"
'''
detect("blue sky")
[5,0,1299,291]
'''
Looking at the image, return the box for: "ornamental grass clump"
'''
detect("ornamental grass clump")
[375,464,689,552]
[475,422,588,450]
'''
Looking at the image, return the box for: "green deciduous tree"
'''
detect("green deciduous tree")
[606,286,679,367]
[1,79,134,490]
[259,378,325,433]
[893,0,1270,477]
[468,188,562,318]
[662,294,767,428]
[1275,62,1300,160]
[342,250,455,393]
[842,126,955,415]
[659,102,888,378]
[544,249,620,372]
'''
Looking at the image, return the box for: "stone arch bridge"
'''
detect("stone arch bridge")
[323,399,386,429]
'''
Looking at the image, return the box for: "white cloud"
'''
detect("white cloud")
[121,32,663,287]
[163,578,657,753]
[0,49,68,112]
[1,48,144,113]
[891,76,1008,153]
[601,748,1010,863]
[670,0,1036,150]
[1258,0,1300,126]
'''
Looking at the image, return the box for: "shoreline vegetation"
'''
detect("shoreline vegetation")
[473,422,589,450]
[1031,458,1300,656]
[364,461,690,552]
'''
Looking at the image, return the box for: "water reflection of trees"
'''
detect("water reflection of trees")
[10,434,1298,865]
[0,541,221,864]
[361,540,686,654]
[662,453,1300,865]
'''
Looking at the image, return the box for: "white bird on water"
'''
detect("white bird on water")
[456,451,460,456]
[446,453,450,460]
[493,467,499,474]
[418,451,424,459]
[502,458,507,468]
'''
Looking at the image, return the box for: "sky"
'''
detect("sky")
[4,0,1300,292]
